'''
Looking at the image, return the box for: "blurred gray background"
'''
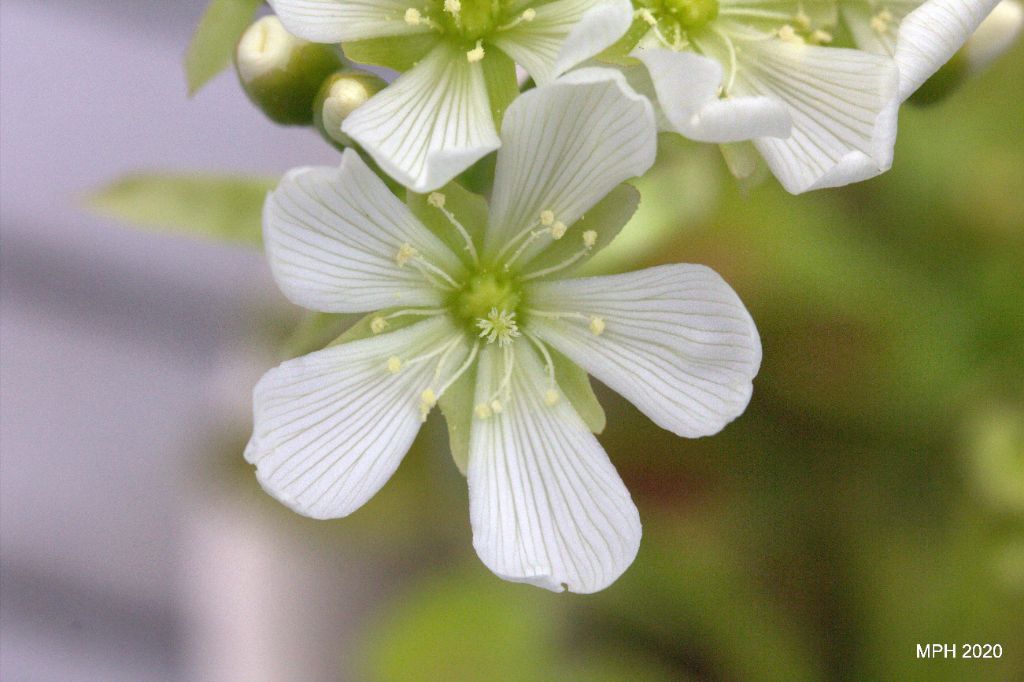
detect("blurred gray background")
[0,2,362,678]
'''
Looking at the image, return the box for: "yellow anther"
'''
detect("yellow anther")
[793,10,811,30]
[427,192,446,208]
[371,316,389,334]
[550,221,567,239]
[522,8,536,21]
[490,399,503,414]
[421,388,437,406]
[466,41,485,63]
[810,29,833,44]
[544,389,560,406]
[444,0,461,13]
[540,210,555,226]
[387,356,403,373]
[638,8,657,26]
[589,316,605,336]
[778,24,802,42]
[404,8,422,25]
[878,8,893,21]
[474,403,493,419]
[396,242,417,266]
[582,230,597,249]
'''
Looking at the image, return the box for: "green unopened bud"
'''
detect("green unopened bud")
[313,71,387,149]
[235,16,344,125]
[910,0,1022,106]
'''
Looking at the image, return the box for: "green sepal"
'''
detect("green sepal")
[185,0,262,95]
[85,173,274,247]
[482,49,519,129]
[280,312,357,359]
[407,182,489,266]
[343,33,441,72]
[239,42,346,125]
[552,349,606,434]
[521,182,641,278]
[438,363,478,475]
[596,18,649,66]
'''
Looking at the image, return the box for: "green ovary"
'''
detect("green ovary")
[451,270,523,329]
[662,0,719,30]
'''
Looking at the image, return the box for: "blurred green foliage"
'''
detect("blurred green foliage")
[333,44,1024,681]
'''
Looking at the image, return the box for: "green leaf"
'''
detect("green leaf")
[185,0,262,95]
[552,349,606,434]
[481,49,519,129]
[343,34,440,72]
[86,173,275,246]
[407,181,489,266]
[523,182,641,278]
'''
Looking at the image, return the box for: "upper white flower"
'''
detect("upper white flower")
[246,70,762,593]
[840,0,1004,99]
[267,0,635,192]
[598,0,902,194]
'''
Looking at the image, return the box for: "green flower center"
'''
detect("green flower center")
[451,270,523,334]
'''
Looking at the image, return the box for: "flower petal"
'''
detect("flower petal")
[490,0,634,85]
[246,317,467,519]
[632,47,792,142]
[526,264,762,438]
[467,343,641,593]
[485,68,655,256]
[894,0,1002,99]
[342,44,501,193]
[727,37,900,193]
[268,0,430,42]
[264,150,463,313]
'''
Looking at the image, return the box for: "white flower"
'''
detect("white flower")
[246,70,762,593]
[840,0,1004,99]
[267,0,635,192]
[593,0,902,193]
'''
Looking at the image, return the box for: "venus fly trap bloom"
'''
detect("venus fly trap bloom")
[599,0,902,193]
[246,71,762,592]
[267,0,634,192]
[840,0,1003,100]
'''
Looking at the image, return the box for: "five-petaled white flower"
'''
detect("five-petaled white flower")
[840,0,1004,99]
[267,0,634,192]
[246,71,762,593]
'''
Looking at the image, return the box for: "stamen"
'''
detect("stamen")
[490,399,504,413]
[474,403,493,419]
[550,221,567,239]
[387,356,403,373]
[435,342,480,397]
[544,389,560,406]
[371,316,389,334]
[466,40,485,63]
[396,242,418,266]
[810,29,832,44]
[503,228,550,269]
[540,210,555,226]
[793,9,811,30]
[383,307,446,321]
[428,191,479,264]
[444,0,461,14]
[412,256,461,289]
[871,8,893,34]
[638,8,657,26]
[404,8,422,25]
[496,7,538,31]
[589,316,606,336]
[522,329,556,387]
[520,231,595,280]
[419,388,437,421]
[405,336,461,368]
[777,24,804,43]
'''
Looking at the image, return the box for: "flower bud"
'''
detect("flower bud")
[909,0,1022,106]
[313,71,387,149]
[234,16,344,125]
